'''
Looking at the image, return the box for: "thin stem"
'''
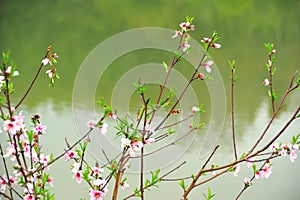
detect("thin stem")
[267,53,276,113]
[131,127,197,159]
[0,145,14,199]
[155,33,217,131]
[181,145,219,199]
[235,154,273,200]
[140,95,148,200]
[29,128,93,175]
[149,35,184,124]
[124,161,186,200]
[230,66,238,160]
[15,47,51,109]
[247,72,298,155]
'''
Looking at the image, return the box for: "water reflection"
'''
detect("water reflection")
[2,96,298,199]
[0,0,299,199]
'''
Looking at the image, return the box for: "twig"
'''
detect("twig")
[230,62,238,160]
[247,72,298,155]
[15,46,51,109]
[131,127,197,159]
[181,145,219,199]
[124,161,187,200]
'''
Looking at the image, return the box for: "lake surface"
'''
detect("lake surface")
[0,0,299,199]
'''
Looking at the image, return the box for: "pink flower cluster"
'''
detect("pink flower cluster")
[201,37,221,48]
[88,120,109,135]
[255,162,272,179]
[65,151,108,200]
[1,112,54,198]
[270,143,299,162]
[172,19,195,53]
[121,137,155,156]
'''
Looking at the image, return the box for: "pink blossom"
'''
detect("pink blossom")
[172,30,183,38]
[189,24,195,31]
[3,120,19,135]
[201,37,211,43]
[181,42,190,52]
[33,124,47,134]
[64,150,78,161]
[271,49,276,54]
[46,69,54,78]
[197,73,204,80]
[279,144,288,156]
[0,175,7,191]
[3,142,16,158]
[255,170,264,179]
[211,43,221,48]
[4,66,19,76]
[243,177,252,186]
[93,179,106,186]
[51,53,59,58]
[145,138,155,144]
[256,163,272,179]
[88,120,98,128]
[47,177,54,187]
[263,78,270,86]
[130,140,143,155]
[41,58,51,66]
[73,170,83,184]
[261,163,272,178]
[270,143,279,152]
[24,194,35,200]
[108,112,117,120]
[179,22,190,31]
[39,154,50,165]
[120,181,129,190]
[89,189,105,200]
[268,59,272,67]
[99,123,108,135]
[192,106,200,113]
[203,60,213,73]
[289,150,297,162]
[91,166,104,176]
[71,162,80,172]
[121,138,131,149]
[233,164,240,177]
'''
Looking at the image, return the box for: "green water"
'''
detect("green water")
[0,0,299,199]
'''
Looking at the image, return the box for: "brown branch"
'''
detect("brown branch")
[124,161,187,200]
[247,72,298,155]
[181,145,219,199]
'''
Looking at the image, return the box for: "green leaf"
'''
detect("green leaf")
[252,163,257,173]
[264,43,274,53]
[178,179,187,191]
[134,82,146,94]
[168,128,176,135]
[203,188,215,200]
[228,60,236,70]
[134,188,141,197]
[272,67,277,75]
[291,134,300,145]
[2,50,10,64]
[268,89,277,101]
[174,51,180,60]
[162,61,168,72]
[197,122,205,129]
[168,88,174,97]
[97,97,105,107]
